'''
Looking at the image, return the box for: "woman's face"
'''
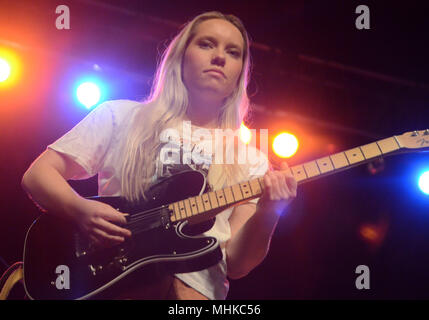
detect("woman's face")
[182,18,245,103]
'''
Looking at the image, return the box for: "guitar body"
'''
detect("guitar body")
[23,171,222,300]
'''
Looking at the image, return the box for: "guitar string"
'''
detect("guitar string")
[118,147,401,232]
[123,199,196,227]
[127,207,163,220]
[126,208,187,233]
[125,206,185,232]
[126,209,165,227]
[125,197,228,230]
[125,204,202,234]
[122,183,259,232]
[124,193,253,232]
[122,179,261,229]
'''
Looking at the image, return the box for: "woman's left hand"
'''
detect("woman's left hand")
[257,162,298,215]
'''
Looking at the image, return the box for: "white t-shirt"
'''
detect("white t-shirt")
[48,99,269,300]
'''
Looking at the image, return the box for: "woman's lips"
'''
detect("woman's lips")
[204,69,226,78]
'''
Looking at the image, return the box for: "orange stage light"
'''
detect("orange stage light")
[0,47,21,88]
[272,132,299,158]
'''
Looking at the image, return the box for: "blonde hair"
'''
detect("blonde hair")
[120,11,253,203]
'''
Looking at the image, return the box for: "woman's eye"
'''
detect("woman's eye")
[199,42,212,48]
[198,41,241,58]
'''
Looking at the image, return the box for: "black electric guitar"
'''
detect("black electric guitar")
[22,129,429,300]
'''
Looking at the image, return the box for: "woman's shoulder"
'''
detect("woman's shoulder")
[101,99,144,114]
[97,99,147,124]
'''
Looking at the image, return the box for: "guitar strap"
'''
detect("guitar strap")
[0,262,24,300]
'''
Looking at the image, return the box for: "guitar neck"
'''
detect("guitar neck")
[168,132,426,224]
[288,134,404,185]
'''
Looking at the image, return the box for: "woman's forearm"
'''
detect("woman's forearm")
[226,205,281,279]
[21,155,131,246]
[21,162,83,219]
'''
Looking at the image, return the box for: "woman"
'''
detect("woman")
[21,11,297,300]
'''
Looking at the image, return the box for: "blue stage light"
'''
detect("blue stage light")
[418,171,429,195]
[76,81,101,109]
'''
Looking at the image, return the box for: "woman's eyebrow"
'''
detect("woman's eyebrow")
[197,35,243,51]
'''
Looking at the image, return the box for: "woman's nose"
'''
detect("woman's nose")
[211,50,226,66]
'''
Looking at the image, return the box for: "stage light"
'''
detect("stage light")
[418,171,429,195]
[359,224,379,242]
[0,58,11,82]
[76,81,101,109]
[240,123,252,144]
[0,48,21,88]
[358,219,389,249]
[272,132,299,158]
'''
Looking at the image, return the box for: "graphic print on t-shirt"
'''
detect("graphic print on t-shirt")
[156,136,213,193]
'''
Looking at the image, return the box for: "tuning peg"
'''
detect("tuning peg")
[411,131,419,136]
[423,129,429,136]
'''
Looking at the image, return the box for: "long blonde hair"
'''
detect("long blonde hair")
[120,11,253,203]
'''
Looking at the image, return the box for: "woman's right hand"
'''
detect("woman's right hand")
[67,197,132,248]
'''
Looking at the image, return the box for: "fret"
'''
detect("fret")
[291,165,307,182]
[375,140,383,154]
[188,197,199,215]
[173,202,181,221]
[177,201,187,219]
[361,142,382,159]
[330,153,349,169]
[183,199,192,217]
[208,192,219,209]
[215,190,227,206]
[249,178,262,196]
[195,196,205,213]
[377,137,400,154]
[258,177,265,190]
[316,157,334,174]
[344,147,365,164]
[201,194,212,211]
[231,184,244,201]
[240,182,252,199]
[223,186,235,204]
[303,161,320,178]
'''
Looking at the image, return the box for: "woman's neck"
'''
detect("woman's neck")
[185,97,222,129]
[184,114,218,129]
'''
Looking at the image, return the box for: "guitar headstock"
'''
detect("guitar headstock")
[396,129,429,151]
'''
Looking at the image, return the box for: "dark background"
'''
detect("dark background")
[0,0,428,299]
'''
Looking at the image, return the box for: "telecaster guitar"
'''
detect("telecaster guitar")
[22,129,429,299]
